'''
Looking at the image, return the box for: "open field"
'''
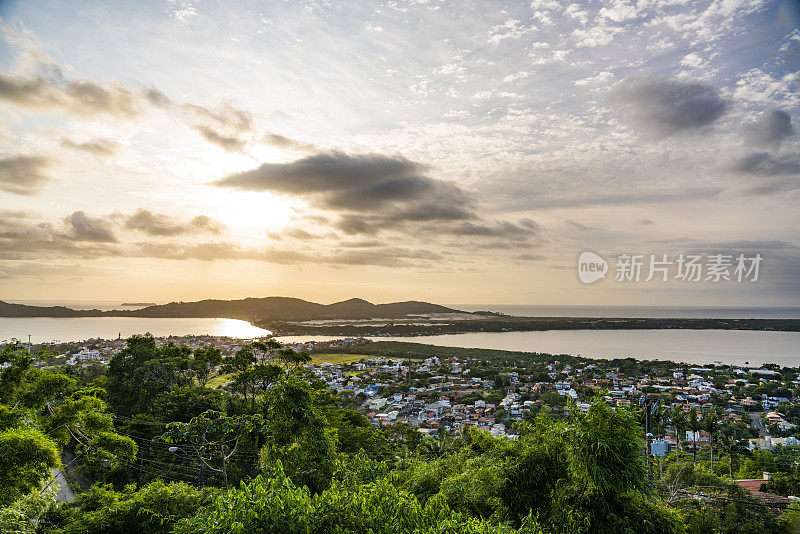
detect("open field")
[310,353,374,364]
[207,372,233,388]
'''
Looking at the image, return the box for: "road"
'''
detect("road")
[749,412,768,437]
[49,468,76,502]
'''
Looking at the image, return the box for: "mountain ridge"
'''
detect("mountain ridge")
[0,297,464,321]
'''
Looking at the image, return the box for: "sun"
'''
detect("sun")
[209,189,296,238]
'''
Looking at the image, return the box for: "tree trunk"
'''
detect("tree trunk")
[710,432,714,472]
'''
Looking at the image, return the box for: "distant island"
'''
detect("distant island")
[0,297,462,320]
[120,302,156,307]
[1,297,799,334]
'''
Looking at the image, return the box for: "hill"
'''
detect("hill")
[0,297,463,321]
[0,300,103,317]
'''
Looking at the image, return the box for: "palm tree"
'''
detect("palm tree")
[671,406,686,463]
[703,409,720,472]
[718,433,739,478]
[688,407,701,465]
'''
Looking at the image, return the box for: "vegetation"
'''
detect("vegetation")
[1,335,799,533]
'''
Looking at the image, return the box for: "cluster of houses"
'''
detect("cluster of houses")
[307,354,800,449]
[26,335,799,451]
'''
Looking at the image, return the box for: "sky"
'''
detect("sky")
[0,0,798,307]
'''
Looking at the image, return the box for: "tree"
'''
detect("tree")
[688,408,701,465]
[0,342,34,404]
[191,347,222,387]
[48,480,213,534]
[277,348,312,375]
[162,410,265,490]
[106,335,194,415]
[260,376,335,493]
[153,386,226,423]
[671,407,686,463]
[0,427,61,505]
[702,410,720,472]
[718,424,749,479]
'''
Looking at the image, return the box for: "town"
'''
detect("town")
[24,334,800,453]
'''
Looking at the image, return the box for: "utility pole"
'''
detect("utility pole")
[645,398,653,483]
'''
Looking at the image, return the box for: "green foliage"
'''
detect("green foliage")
[106,335,195,415]
[162,410,266,489]
[153,386,226,423]
[0,343,34,404]
[17,370,76,409]
[176,462,515,534]
[191,347,222,387]
[0,427,61,505]
[49,480,213,534]
[260,376,336,493]
[0,488,58,534]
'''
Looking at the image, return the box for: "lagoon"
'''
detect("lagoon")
[3,316,799,367]
[0,317,271,344]
[276,330,800,367]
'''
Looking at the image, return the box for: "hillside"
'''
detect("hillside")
[0,297,463,321]
[0,300,103,317]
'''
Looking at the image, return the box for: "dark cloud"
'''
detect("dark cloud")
[64,211,117,242]
[732,153,800,176]
[514,253,545,262]
[453,219,540,240]
[215,152,421,194]
[565,220,594,231]
[124,209,225,236]
[60,137,121,156]
[0,65,142,116]
[262,133,315,151]
[742,109,794,147]
[181,103,254,151]
[0,155,53,195]
[194,126,247,152]
[336,215,375,235]
[214,152,476,225]
[610,77,728,138]
[144,87,171,107]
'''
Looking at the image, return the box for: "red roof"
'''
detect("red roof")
[736,479,767,492]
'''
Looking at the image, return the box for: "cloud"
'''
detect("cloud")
[0,155,52,195]
[182,103,252,133]
[133,241,442,267]
[452,219,540,240]
[182,102,254,151]
[572,25,622,47]
[610,77,728,138]
[124,209,225,236]
[214,151,476,223]
[64,211,117,242]
[487,19,536,45]
[262,133,315,151]
[742,109,794,147]
[566,220,594,231]
[194,126,247,152]
[0,64,143,116]
[143,87,171,107]
[732,153,800,176]
[60,137,121,156]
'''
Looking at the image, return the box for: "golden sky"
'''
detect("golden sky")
[1,1,798,306]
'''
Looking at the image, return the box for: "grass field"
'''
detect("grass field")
[310,353,372,364]
[207,372,233,388]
